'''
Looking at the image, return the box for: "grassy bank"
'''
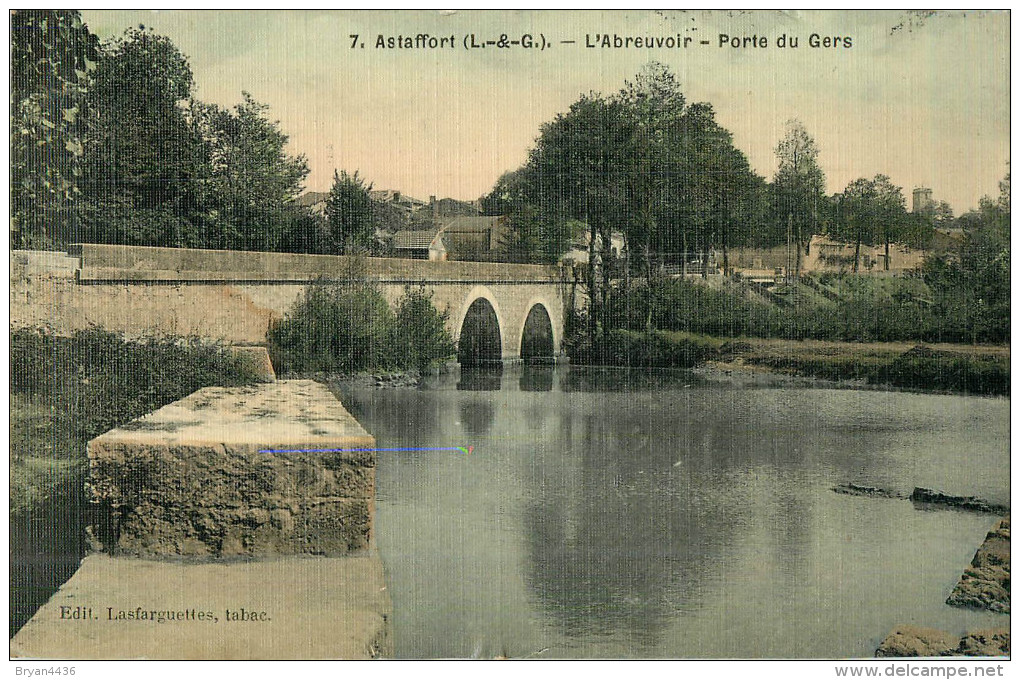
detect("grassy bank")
[603,270,1009,346]
[568,329,723,369]
[569,328,1008,396]
[716,338,1009,396]
[10,327,263,636]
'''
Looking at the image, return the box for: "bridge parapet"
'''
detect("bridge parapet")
[71,243,568,284]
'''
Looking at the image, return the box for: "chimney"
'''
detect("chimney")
[430,195,438,221]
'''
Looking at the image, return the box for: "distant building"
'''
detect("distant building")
[393,229,447,260]
[369,190,428,213]
[295,190,499,260]
[434,197,482,218]
[560,231,626,266]
[438,215,506,260]
[294,191,329,217]
[912,187,934,213]
[801,235,926,273]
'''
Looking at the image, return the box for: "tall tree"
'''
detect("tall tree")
[196,93,309,251]
[618,62,687,300]
[78,27,206,246]
[773,119,826,277]
[325,170,375,254]
[870,174,908,270]
[526,94,641,340]
[836,177,879,272]
[10,10,99,247]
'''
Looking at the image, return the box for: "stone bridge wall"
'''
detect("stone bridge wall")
[10,244,575,360]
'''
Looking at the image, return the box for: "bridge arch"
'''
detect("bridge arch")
[455,286,504,365]
[519,302,556,363]
[517,296,559,363]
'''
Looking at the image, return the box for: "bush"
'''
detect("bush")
[879,348,1009,396]
[10,327,263,451]
[269,280,395,374]
[391,285,456,373]
[269,279,456,375]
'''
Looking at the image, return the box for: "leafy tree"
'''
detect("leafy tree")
[676,103,766,278]
[869,175,908,270]
[10,10,99,248]
[325,170,375,254]
[196,93,309,251]
[78,27,206,247]
[391,285,456,372]
[494,63,770,339]
[933,200,956,226]
[773,119,826,276]
[525,94,642,339]
[484,169,574,263]
[618,62,687,291]
[922,172,1010,342]
[498,205,545,263]
[832,175,908,271]
[835,177,878,272]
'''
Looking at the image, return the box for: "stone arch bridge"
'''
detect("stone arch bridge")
[11,244,576,364]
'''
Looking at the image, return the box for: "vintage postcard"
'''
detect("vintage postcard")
[8,9,1010,669]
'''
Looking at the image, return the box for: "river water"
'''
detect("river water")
[333,365,1009,659]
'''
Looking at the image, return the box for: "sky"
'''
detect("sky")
[80,9,1010,214]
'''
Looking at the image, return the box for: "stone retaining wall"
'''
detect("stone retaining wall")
[88,380,377,558]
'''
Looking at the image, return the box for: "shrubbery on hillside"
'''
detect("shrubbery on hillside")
[594,269,1008,347]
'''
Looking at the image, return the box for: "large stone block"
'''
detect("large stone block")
[87,380,376,557]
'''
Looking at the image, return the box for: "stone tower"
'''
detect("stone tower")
[913,187,934,213]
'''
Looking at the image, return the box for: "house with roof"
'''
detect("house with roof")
[294,191,330,217]
[393,229,447,261]
[437,215,506,260]
[369,190,429,213]
[560,230,626,265]
[390,215,506,262]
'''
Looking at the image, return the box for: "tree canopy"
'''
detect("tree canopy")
[11,10,100,247]
[326,170,375,254]
[13,22,313,252]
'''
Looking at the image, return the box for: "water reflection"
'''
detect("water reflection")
[345,365,1010,658]
[458,398,496,437]
[521,412,740,647]
[560,365,708,392]
[457,363,503,391]
[519,365,554,392]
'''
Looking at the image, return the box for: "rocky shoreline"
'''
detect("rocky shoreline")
[876,626,1009,658]
[946,516,1011,614]
[874,515,1010,658]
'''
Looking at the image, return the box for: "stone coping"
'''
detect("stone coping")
[89,380,373,455]
[78,266,565,284]
[68,243,568,283]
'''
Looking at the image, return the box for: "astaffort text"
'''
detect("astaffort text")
[354,32,853,51]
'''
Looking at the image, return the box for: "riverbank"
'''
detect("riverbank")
[569,331,1008,396]
[706,336,1008,396]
